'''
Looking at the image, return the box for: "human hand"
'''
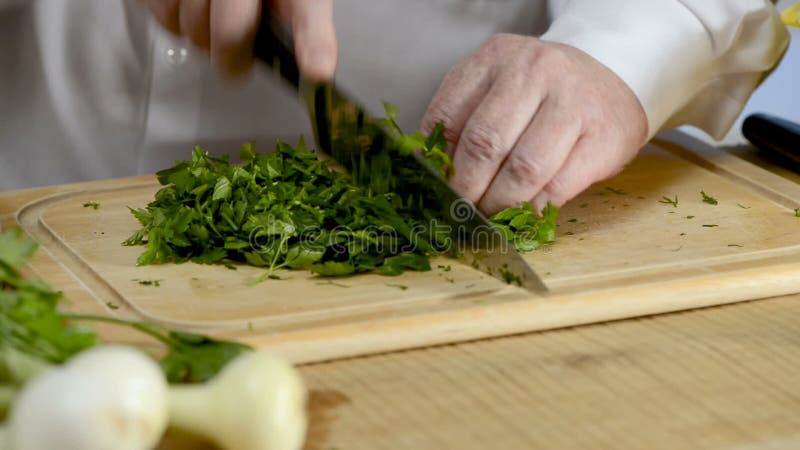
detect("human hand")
[421,34,648,215]
[145,0,337,80]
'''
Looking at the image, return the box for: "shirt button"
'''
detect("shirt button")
[166,47,189,66]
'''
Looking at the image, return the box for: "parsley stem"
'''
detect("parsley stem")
[0,385,19,416]
[62,314,178,348]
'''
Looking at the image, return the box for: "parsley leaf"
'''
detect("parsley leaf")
[155,330,250,383]
[605,187,627,195]
[0,230,96,370]
[1,228,253,417]
[701,190,718,205]
[489,203,558,252]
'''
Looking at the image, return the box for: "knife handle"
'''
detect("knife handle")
[742,113,800,166]
[252,9,301,88]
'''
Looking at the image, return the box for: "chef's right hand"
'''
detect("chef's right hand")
[145,0,337,81]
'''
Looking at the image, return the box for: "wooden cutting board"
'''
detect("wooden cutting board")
[10,132,800,364]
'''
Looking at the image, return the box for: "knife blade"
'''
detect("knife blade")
[252,15,547,294]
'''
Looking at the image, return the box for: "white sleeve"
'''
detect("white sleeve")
[541,0,790,140]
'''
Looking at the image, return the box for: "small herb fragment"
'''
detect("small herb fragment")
[738,203,751,210]
[500,269,522,286]
[489,203,558,252]
[795,208,800,217]
[82,202,100,210]
[134,278,161,287]
[381,102,453,180]
[385,283,408,291]
[686,215,695,219]
[659,195,679,208]
[315,281,351,288]
[701,190,718,205]
[605,187,627,195]
[702,224,719,228]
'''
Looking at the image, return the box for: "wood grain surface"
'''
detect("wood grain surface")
[2,131,800,449]
[7,135,800,363]
[298,294,800,450]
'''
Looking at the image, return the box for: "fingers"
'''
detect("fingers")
[420,63,492,156]
[448,71,545,203]
[478,97,580,215]
[532,134,628,209]
[147,0,181,35]
[148,0,338,80]
[179,0,211,50]
[209,0,261,77]
[288,0,337,82]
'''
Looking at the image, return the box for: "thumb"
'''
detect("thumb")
[283,0,338,82]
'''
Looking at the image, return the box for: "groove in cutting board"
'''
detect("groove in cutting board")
[14,135,800,363]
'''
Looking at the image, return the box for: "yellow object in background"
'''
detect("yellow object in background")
[783,2,800,27]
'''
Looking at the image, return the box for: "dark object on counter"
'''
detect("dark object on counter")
[742,113,800,166]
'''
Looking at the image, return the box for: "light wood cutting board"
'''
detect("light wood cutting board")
[12,132,800,363]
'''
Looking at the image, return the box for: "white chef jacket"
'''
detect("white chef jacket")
[0,0,789,190]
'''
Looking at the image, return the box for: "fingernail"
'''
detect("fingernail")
[531,192,550,213]
[301,45,336,82]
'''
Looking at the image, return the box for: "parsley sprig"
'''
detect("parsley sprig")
[1,229,250,416]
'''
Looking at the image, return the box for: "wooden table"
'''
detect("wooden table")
[2,140,800,450]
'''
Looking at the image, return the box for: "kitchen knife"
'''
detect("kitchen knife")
[252,15,548,294]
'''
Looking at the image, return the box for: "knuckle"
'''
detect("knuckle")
[460,125,506,163]
[542,175,569,201]
[505,155,546,184]
[440,60,473,88]
[487,33,517,47]
[536,46,569,70]
[485,33,509,48]
[422,107,460,146]
[423,104,456,131]
[476,33,514,60]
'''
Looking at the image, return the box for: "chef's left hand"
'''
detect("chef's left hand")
[421,34,648,215]
[145,0,336,80]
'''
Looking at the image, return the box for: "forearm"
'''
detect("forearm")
[542,0,790,140]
